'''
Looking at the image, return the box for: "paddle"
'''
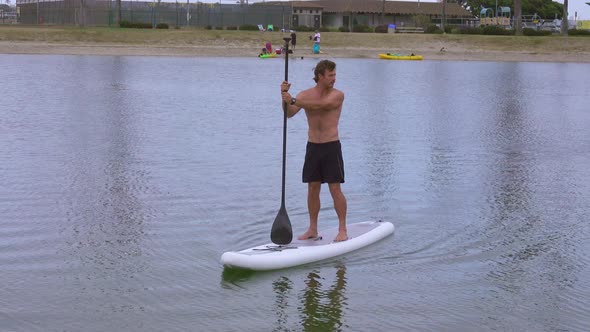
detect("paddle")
[271,37,293,245]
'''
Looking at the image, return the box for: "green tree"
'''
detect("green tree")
[461,0,564,19]
[522,0,563,18]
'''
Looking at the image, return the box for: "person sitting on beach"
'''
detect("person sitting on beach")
[259,42,274,57]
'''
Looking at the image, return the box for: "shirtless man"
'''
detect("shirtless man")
[280,59,348,242]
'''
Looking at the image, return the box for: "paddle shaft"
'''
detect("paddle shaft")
[281,37,291,207]
[270,37,294,245]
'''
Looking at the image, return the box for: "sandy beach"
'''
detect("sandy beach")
[1,27,589,62]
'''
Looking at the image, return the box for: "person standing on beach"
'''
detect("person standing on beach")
[313,30,321,44]
[279,60,348,242]
[290,31,297,50]
[312,30,321,54]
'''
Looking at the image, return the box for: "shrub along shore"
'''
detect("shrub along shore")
[0,25,589,62]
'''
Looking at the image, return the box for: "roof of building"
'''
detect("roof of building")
[264,0,473,17]
[260,1,324,9]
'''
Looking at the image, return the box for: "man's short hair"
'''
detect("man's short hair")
[313,60,336,83]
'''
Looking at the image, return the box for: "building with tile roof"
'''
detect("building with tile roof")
[266,0,474,29]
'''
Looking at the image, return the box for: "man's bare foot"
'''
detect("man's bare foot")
[334,230,348,242]
[298,229,319,240]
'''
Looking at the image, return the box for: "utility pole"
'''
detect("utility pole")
[116,0,121,26]
[495,0,498,24]
[561,0,568,35]
[441,0,446,32]
[514,0,522,35]
[381,0,385,25]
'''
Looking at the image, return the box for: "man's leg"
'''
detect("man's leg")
[328,183,348,242]
[298,182,321,240]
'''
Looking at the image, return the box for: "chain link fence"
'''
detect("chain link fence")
[15,0,294,29]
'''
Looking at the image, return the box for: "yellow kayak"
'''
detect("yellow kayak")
[379,53,423,61]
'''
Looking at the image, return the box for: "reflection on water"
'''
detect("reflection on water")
[473,62,582,330]
[222,265,347,332]
[57,56,154,317]
[299,266,347,332]
[273,276,292,332]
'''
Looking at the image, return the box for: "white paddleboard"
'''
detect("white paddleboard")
[221,220,394,271]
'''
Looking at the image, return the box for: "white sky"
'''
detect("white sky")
[553,0,590,20]
[199,0,590,20]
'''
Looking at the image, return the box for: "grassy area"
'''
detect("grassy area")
[1,26,589,58]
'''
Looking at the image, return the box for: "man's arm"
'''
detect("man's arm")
[284,100,302,118]
[294,90,344,112]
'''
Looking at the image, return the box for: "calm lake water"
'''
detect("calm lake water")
[1,54,589,331]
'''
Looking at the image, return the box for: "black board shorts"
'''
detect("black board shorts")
[302,140,345,184]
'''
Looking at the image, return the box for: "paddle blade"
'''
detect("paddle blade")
[271,206,293,245]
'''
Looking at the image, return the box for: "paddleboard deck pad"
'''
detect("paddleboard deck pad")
[221,220,394,271]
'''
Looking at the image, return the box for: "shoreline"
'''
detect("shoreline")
[1,27,589,62]
[1,41,587,63]
[1,41,588,63]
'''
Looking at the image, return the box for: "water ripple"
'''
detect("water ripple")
[1,55,589,331]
